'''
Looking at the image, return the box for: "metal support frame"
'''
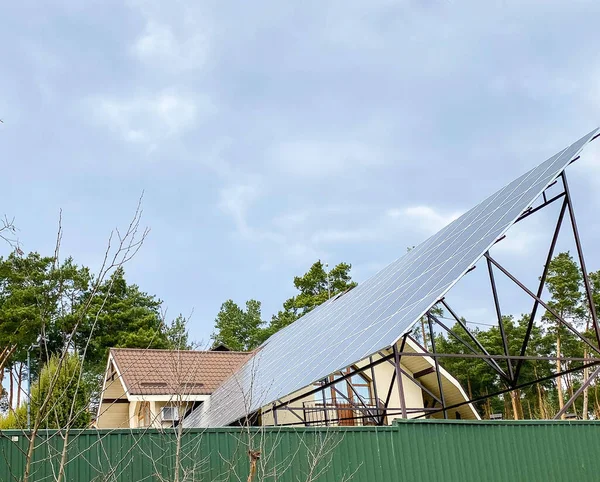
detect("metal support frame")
[427,314,447,419]
[419,361,600,419]
[562,172,600,348]
[377,350,443,405]
[428,311,510,382]
[393,337,408,418]
[513,198,568,382]
[553,365,600,419]
[485,254,600,356]
[486,255,515,381]
[440,300,508,379]
[262,164,600,426]
[369,356,382,425]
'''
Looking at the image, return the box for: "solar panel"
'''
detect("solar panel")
[185,128,599,428]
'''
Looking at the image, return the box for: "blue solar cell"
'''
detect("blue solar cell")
[184,128,599,428]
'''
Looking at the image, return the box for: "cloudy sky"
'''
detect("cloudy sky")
[2,0,600,344]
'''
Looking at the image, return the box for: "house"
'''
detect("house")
[96,348,251,429]
[98,338,478,429]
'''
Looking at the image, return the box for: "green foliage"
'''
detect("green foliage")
[0,253,56,362]
[211,260,357,351]
[211,299,266,351]
[0,251,193,417]
[31,353,91,429]
[270,260,356,332]
[544,251,584,323]
[74,267,172,377]
[165,314,194,350]
[0,354,90,429]
[0,404,26,429]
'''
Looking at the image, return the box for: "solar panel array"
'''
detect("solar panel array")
[185,128,599,428]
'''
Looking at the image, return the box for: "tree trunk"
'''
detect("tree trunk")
[8,367,14,411]
[510,391,519,420]
[467,377,473,400]
[534,365,546,419]
[420,318,428,351]
[16,362,23,408]
[556,331,565,419]
[568,381,578,418]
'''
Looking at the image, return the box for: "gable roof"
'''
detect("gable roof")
[109,348,252,396]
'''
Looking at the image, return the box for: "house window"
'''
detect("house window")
[161,406,179,422]
[325,368,373,405]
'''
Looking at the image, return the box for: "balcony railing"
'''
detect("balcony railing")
[302,398,385,426]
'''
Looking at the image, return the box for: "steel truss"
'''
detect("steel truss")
[263,169,600,426]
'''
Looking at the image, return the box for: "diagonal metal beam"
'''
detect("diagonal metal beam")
[377,350,443,405]
[271,352,396,412]
[514,198,567,383]
[429,311,510,383]
[515,191,565,224]
[486,254,515,382]
[562,172,600,349]
[419,361,600,419]
[485,254,600,356]
[553,365,600,420]
[440,299,508,379]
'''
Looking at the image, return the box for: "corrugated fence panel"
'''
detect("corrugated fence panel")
[1,420,599,481]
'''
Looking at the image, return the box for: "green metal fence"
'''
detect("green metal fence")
[1,420,598,481]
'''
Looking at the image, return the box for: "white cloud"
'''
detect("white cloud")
[268,140,383,178]
[131,20,209,71]
[311,227,378,244]
[388,206,463,235]
[128,0,210,71]
[89,91,214,148]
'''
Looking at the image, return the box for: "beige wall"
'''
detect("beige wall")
[97,402,129,429]
[259,349,453,427]
[355,355,425,422]
[103,375,128,400]
[260,355,425,427]
[97,367,130,428]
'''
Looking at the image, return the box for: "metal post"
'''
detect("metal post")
[377,351,443,405]
[513,199,567,382]
[486,255,514,382]
[428,315,447,419]
[272,352,395,411]
[392,341,408,418]
[27,348,31,430]
[321,379,329,426]
[562,172,600,348]
[272,402,278,426]
[553,365,600,420]
[369,356,381,425]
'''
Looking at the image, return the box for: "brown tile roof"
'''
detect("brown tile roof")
[109,348,252,396]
